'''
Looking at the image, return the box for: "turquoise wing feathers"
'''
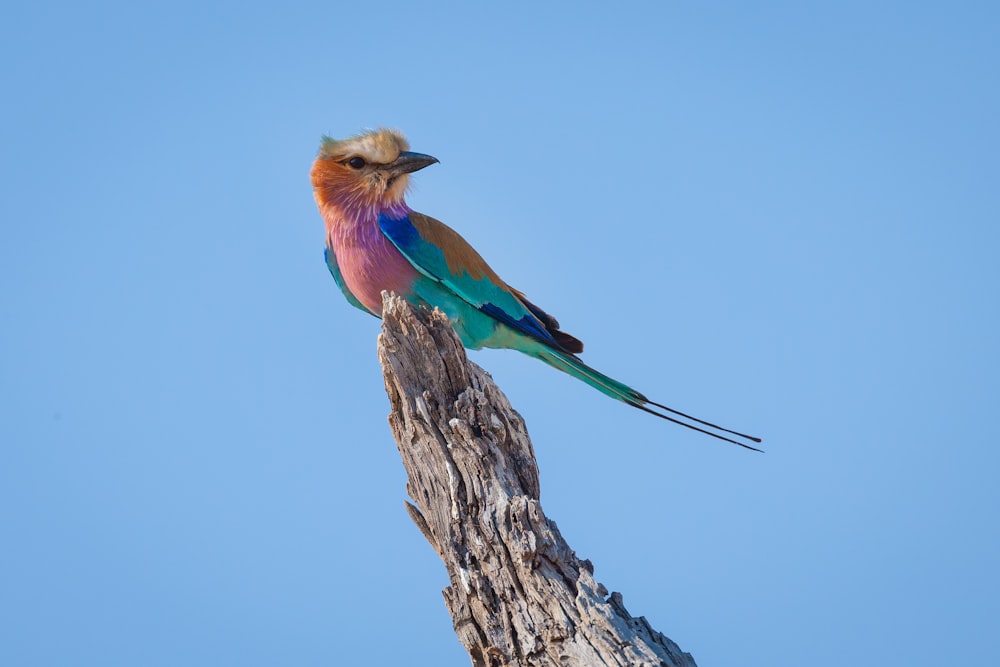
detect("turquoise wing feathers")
[378,211,566,349]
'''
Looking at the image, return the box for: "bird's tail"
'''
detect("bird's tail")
[534,347,763,452]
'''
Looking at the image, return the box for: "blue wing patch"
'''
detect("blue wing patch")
[479,303,557,344]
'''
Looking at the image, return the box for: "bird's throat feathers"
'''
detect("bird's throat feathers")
[316,187,410,242]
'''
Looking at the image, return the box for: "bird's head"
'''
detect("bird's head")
[311,129,438,216]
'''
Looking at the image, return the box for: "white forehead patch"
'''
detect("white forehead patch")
[319,129,410,164]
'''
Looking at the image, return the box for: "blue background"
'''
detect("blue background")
[3,2,998,665]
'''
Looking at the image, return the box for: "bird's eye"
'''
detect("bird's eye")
[347,157,366,169]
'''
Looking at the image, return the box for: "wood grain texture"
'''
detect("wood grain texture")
[377,293,698,667]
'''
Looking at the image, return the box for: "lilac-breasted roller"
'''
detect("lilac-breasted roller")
[311,129,761,451]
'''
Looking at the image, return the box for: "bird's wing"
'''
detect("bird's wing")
[379,212,581,352]
[324,246,375,316]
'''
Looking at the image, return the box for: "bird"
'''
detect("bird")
[311,129,762,451]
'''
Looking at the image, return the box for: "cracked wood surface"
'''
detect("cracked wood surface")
[377,293,698,667]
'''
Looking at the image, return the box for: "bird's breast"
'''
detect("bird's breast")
[330,220,419,314]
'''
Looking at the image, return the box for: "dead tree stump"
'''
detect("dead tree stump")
[377,293,698,667]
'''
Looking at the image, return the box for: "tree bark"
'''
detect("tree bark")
[377,293,698,667]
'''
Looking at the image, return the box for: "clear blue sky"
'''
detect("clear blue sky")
[2,2,998,665]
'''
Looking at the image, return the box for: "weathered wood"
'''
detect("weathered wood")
[377,293,698,667]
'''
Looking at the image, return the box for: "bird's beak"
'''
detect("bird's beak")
[388,151,439,176]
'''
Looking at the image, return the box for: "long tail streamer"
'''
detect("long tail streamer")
[538,349,763,452]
